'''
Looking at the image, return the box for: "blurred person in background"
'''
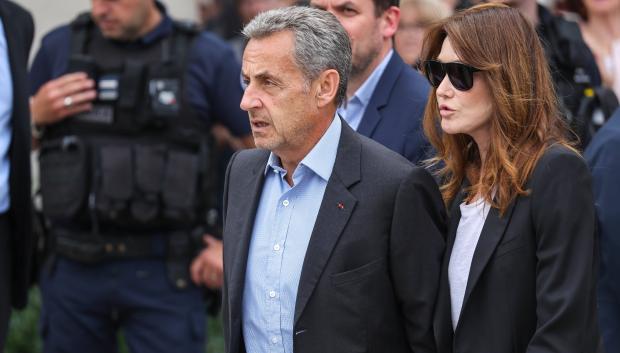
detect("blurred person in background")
[584,106,620,353]
[563,0,620,100]
[395,0,450,67]
[227,0,299,61]
[0,0,34,349]
[196,0,223,28]
[420,4,601,352]
[310,0,432,164]
[28,0,251,352]
[489,0,618,148]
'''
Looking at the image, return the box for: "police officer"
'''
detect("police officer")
[29,0,251,352]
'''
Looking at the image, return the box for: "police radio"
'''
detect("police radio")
[67,55,116,125]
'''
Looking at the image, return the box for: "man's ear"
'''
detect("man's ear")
[314,69,340,108]
[381,6,400,39]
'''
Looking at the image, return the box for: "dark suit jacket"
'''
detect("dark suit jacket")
[357,52,430,165]
[0,0,34,310]
[434,146,601,353]
[584,107,620,353]
[222,120,445,353]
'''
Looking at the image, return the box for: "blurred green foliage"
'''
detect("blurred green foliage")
[6,290,42,353]
[6,288,224,353]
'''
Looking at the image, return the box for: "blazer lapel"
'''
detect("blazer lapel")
[458,197,518,323]
[356,53,403,137]
[227,151,269,341]
[445,188,467,264]
[435,188,466,351]
[294,122,361,325]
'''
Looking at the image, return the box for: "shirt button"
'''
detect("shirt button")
[282,200,289,207]
[273,244,281,251]
[271,336,278,344]
[269,290,277,298]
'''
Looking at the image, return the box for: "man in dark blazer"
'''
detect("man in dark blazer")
[193,0,432,292]
[0,0,34,348]
[223,6,445,353]
[585,107,620,353]
[310,0,431,164]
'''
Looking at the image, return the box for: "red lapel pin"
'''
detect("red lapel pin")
[337,202,345,210]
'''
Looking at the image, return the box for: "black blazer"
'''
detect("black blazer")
[0,0,34,310]
[222,121,446,353]
[434,146,601,353]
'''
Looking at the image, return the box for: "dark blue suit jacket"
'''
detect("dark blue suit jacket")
[357,52,431,165]
[584,107,620,353]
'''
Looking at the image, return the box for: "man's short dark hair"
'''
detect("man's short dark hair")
[373,0,399,14]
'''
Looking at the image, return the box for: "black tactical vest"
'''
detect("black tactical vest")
[39,14,217,236]
[538,6,619,148]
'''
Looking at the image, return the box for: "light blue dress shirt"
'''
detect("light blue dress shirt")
[242,116,341,353]
[0,18,13,213]
[337,49,393,131]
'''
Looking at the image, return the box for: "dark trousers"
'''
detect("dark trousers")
[40,257,207,353]
[0,214,12,349]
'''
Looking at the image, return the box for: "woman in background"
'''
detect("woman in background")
[564,0,620,99]
[420,4,601,353]
[395,0,450,67]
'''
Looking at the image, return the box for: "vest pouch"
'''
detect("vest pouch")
[117,60,147,129]
[95,145,133,226]
[147,77,181,126]
[131,145,166,224]
[39,136,89,221]
[162,150,199,224]
[67,54,97,80]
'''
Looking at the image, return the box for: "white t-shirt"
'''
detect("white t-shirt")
[448,197,491,330]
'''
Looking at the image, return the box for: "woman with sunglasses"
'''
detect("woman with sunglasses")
[420,3,601,353]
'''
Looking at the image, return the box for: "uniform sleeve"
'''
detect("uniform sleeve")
[390,167,446,353]
[527,150,600,353]
[585,136,620,352]
[29,26,71,96]
[185,33,250,137]
[29,40,53,96]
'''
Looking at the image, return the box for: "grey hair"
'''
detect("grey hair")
[242,6,352,107]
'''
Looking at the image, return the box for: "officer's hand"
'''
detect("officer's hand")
[190,234,224,289]
[30,72,97,126]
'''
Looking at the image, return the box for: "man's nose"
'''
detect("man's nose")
[240,86,261,111]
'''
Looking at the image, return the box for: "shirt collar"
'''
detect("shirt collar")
[265,115,341,182]
[351,49,394,106]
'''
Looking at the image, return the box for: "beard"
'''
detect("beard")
[350,39,383,81]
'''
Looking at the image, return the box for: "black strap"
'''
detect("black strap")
[70,12,93,56]
[118,59,146,110]
[52,229,192,261]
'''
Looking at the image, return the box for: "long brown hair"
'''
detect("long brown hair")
[419,3,575,215]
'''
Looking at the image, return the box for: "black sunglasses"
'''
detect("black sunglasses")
[422,60,481,91]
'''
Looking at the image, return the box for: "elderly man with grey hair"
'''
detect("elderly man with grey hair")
[221,6,445,353]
